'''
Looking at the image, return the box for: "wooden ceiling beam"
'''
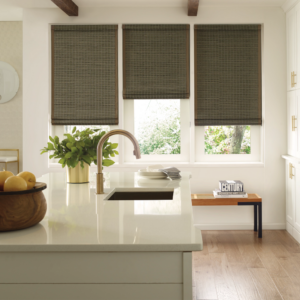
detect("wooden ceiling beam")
[51,0,78,16]
[188,0,199,16]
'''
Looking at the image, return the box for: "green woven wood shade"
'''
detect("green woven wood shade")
[194,25,262,126]
[51,25,118,125]
[123,24,190,99]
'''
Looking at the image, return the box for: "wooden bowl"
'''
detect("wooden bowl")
[0,182,47,232]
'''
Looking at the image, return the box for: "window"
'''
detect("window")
[124,99,189,162]
[205,126,251,155]
[134,100,180,155]
[195,125,261,162]
[194,24,262,163]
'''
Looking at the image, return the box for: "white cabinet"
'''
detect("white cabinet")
[286,161,295,227]
[295,164,300,234]
[285,159,300,243]
[287,8,297,90]
[287,91,297,156]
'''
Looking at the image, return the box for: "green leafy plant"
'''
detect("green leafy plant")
[40,127,119,169]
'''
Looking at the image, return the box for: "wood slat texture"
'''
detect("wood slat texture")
[51,0,78,16]
[188,0,199,16]
[192,230,300,300]
[192,193,262,206]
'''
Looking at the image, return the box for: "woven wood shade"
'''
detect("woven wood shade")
[194,25,262,126]
[51,25,118,125]
[123,24,190,99]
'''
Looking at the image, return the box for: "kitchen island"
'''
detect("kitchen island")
[0,172,202,300]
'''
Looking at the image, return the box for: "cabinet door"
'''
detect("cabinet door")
[288,91,297,156]
[294,165,300,233]
[287,8,297,91]
[286,161,295,227]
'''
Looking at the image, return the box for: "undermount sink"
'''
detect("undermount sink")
[104,188,174,201]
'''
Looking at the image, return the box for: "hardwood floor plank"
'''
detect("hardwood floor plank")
[206,234,225,253]
[217,234,244,263]
[277,256,300,293]
[229,262,261,300]
[234,234,264,268]
[209,253,239,300]
[275,231,300,254]
[194,252,218,300]
[259,256,289,278]
[201,230,233,235]
[272,276,299,300]
[193,231,298,300]
[271,243,293,259]
[249,268,283,300]
[291,253,300,264]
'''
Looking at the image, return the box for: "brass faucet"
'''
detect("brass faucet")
[96,130,141,194]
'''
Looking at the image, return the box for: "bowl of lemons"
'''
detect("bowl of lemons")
[0,171,47,232]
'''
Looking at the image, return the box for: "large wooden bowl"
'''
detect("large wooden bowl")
[0,182,47,232]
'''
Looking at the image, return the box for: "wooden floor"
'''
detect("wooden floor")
[192,230,300,300]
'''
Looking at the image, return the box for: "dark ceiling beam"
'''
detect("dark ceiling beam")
[188,0,199,16]
[51,0,78,16]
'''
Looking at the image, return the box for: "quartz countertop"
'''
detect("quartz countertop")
[0,172,202,252]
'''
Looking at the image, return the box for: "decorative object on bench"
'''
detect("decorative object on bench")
[213,180,248,198]
[219,180,244,192]
[191,193,262,238]
[0,149,19,173]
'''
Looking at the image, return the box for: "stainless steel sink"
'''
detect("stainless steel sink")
[104,188,174,201]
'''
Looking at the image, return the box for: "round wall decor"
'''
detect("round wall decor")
[0,61,20,104]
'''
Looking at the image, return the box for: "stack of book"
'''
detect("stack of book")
[213,180,248,198]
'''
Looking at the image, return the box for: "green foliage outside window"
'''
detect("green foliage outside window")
[205,125,251,154]
[136,102,181,155]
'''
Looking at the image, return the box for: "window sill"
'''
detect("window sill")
[49,161,265,169]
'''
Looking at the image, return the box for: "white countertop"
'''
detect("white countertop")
[0,172,202,252]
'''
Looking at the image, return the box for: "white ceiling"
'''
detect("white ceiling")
[0,0,286,8]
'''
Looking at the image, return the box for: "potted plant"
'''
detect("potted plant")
[40,127,118,183]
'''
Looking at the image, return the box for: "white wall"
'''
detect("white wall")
[23,6,286,229]
[0,21,22,174]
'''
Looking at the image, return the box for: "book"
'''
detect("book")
[213,190,248,198]
[213,189,247,195]
[219,180,243,192]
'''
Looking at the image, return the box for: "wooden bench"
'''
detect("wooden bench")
[191,193,262,238]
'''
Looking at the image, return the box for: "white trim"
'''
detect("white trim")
[282,154,300,163]
[282,0,299,12]
[194,223,286,230]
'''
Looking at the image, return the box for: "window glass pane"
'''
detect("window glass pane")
[134,100,180,155]
[204,126,251,154]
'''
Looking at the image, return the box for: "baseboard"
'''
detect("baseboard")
[194,223,286,230]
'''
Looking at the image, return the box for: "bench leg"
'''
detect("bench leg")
[254,204,257,232]
[258,202,262,238]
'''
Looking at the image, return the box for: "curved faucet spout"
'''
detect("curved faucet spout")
[96,129,141,194]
